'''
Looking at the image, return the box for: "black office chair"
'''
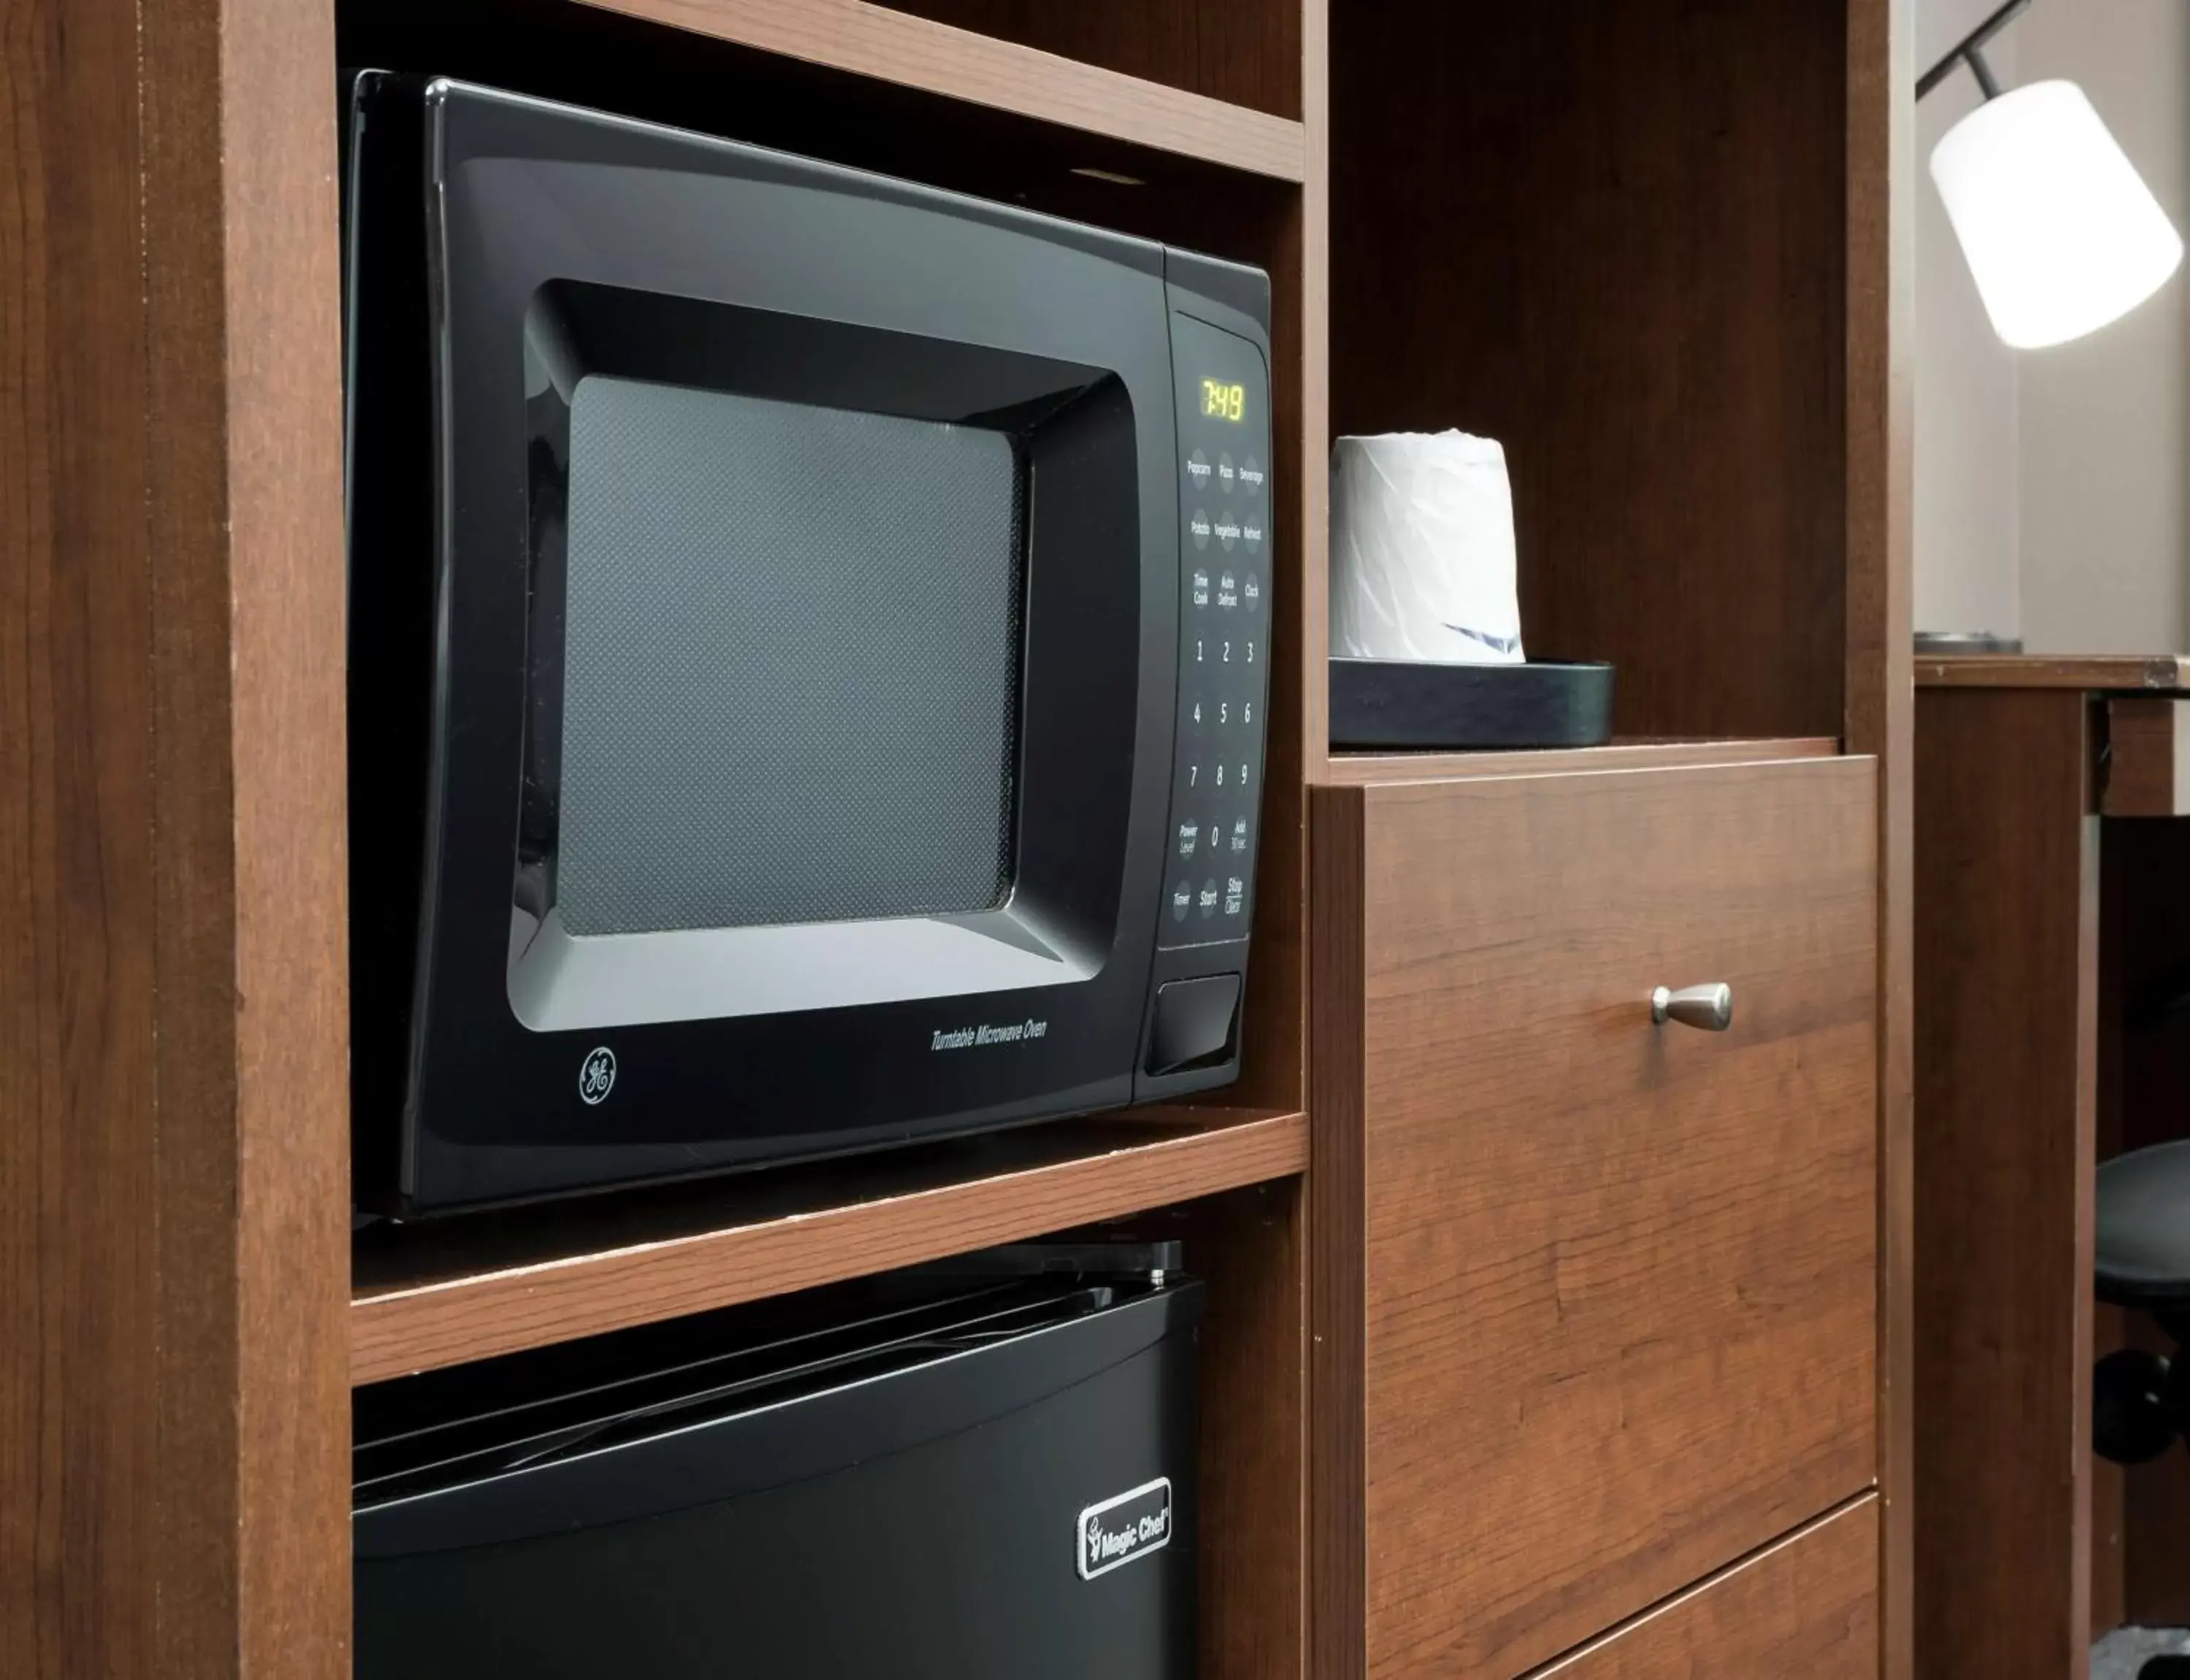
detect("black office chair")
[2093,1139,2190,1680]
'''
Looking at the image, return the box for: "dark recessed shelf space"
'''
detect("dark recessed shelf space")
[340,0,1305,194]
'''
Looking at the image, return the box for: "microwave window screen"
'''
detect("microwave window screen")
[551,377,1025,936]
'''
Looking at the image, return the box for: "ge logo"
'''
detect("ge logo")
[578,1046,617,1106]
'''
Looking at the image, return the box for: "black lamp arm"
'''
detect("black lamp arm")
[1917,0,2033,101]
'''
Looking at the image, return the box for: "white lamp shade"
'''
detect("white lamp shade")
[1930,79,2184,350]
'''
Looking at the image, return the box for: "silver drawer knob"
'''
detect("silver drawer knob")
[1651,983,1733,1032]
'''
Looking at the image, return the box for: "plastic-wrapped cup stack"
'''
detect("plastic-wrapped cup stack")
[1329,431,1524,665]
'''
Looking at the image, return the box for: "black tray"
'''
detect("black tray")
[1329,658,1615,750]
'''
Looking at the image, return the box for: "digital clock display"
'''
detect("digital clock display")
[1200,378,1248,423]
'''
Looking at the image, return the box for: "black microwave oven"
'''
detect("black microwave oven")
[342,74,1275,1212]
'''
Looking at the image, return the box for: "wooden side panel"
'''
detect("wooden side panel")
[1912,689,2098,1680]
[1845,0,1916,1674]
[1529,1499,1880,1680]
[0,0,164,1666]
[1357,760,1879,1680]
[1,0,352,1668]
[1308,785,1368,1680]
[1329,0,1849,741]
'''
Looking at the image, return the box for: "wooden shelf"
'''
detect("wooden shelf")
[1918,653,2190,691]
[569,0,1308,180]
[1319,736,1840,787]
[352,1104,1306,1384]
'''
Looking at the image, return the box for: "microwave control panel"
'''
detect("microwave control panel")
[1160,312,1272,951]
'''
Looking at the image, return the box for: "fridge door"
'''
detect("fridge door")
[354,1278,1202,1679]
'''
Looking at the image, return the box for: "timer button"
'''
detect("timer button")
[1168,879,1194,923]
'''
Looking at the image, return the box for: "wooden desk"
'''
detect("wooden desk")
[1916,655,2190,1680]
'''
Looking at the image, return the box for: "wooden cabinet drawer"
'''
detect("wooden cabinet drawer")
[1534,1498,1879,1679]
[1310,758,1879,1680]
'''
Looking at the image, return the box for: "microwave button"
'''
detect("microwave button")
[1188,509,1212,551]
[1229,817,1250,855]
[1239,454,1266,496]
[1145,974,1242,1076]
[1197,879,1220,920]
[1177,818,1199,860]
[1224,876,1246,918]
[1185,448,1213,493]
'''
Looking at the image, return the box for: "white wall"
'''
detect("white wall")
[1916,0,2022,638]
[1915,0,2190,652]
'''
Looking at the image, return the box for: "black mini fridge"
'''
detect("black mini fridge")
[353,1258,1202,1679]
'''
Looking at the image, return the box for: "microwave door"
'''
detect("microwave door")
[353,1282,1202,1680]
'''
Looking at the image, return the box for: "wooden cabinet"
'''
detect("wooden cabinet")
[1534,1498,1880,1680]
[1314,756,1880,1680]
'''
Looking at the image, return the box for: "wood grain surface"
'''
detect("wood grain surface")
[1913,688,2099,1680]
[1308,787,1369,1680]
[3,0,352,1668]
[1115,1179,1308,1680]
[1526,1498,1880,1680]
[1321,758,1879,1680]
[2102,699,2190,818]
[1844,0,1916,1671]
[570,0,1307,179]
[877,0,1301,122]
[2,0,164,1665]
[353,1107,1305,1384]
[1918,654,2190,691]
[1330,0,1849,742]
[1321,738,1837,788]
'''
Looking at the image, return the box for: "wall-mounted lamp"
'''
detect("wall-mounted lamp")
[1921,0,2183,350]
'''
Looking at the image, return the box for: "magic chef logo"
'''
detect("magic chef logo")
[1076,1478,1173,1581]
[930,1017,1049,1052]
